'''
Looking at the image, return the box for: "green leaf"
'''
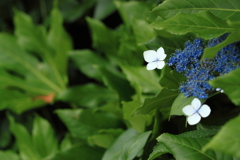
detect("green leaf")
[69,49,109,81]
[102,128,139,160]
[152,0,240,21]
[0,34,60,94]
[32,115,58,158]
[47,145,104,160]
[0,89,44,114]
[119,131,152,160]
[60,0,97,22]
[122,100,152,133]
[55,109,122,140]
[0,118,11,148]
[151,11,234,40]
[8,114,40,160]
[88,129,123,148]
[58,83,118,108]
[93,0,116,20]
[143,35,191,54]
[159,65,184,89]
[209,68,240,105]
[0,150,20,160]
[132,19,156,45]
[116,26,143,66]
[98,67,135,101]
[203,116,240,158]
[47,6,72,81]
[121,66,161,97]
[148,143,169,160]
[202,31,240,59]
[170,93,195,116]
[14,9,47,54]
[14,9,66,90]
[156,133,239,160]
[179,130,218,139]
[133,88,179,116]
[114,1,151,28]
[60,134,72,151]
[86,17,118,56]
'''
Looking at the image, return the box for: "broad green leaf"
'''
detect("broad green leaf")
[98,67,134,101]
[116,25,143,66]
[119,131,152,160]
[0,150,20,160]
[8,114,40,160]
[14,9,47,54]
[60,134,72,151]
[0,89,44,114]
[58,83,118,108]
[93,0,116,20]
[86,17,118,56]
[122,100,152,133]
[55,109,122,140]
[114,1,151,28]
[132,19,156,45]
[88,129,123,148]
[151,11,234,40]
[152,0,240,21]
[32,115,58,158]
[159,65,184,89]
[148,143,169,160]
[209,68,240,105]
[156,133,238,160]
[143,35,190,54]
[170,93,195,116]
[179,130,218,139]
[121,66,161,97]
[69,49,109,81]
[203,116,240,158]
[47,145,104,160]
[0,34,60,94]
[14,9,66,90]
[133,88,179,116]
[47,6,72,81]
[102,128,139,160]
[60,0,97,22]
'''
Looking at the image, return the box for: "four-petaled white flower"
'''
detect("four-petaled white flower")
[182,98,211,125]
[143,47,166,70]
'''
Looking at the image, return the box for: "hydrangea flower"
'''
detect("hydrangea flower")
[168,34,240,99]
[182,98,211,125]
[143,47,166,70]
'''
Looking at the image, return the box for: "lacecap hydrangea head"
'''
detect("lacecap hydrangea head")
[168,34,240,99]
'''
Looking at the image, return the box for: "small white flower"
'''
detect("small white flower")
[182,98,211,125]
[143,47,166,70]
[216,88,224,93]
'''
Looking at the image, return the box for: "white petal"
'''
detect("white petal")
[216,88,221,91]
[143,50,157,62]
[182,105,195,116]
[157,61,165,69]
[156,47,166,60]
[198,104,211,118]
[191,98,201,110]
[146,62,157,70]
[187,113,201,125]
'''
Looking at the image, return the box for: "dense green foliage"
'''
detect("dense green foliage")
[0,0,240,160]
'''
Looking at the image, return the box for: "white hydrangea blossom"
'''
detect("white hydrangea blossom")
[182,98,211,125]
[143,47,166,70]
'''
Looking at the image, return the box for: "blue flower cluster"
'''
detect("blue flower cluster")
[168,34,240,99]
